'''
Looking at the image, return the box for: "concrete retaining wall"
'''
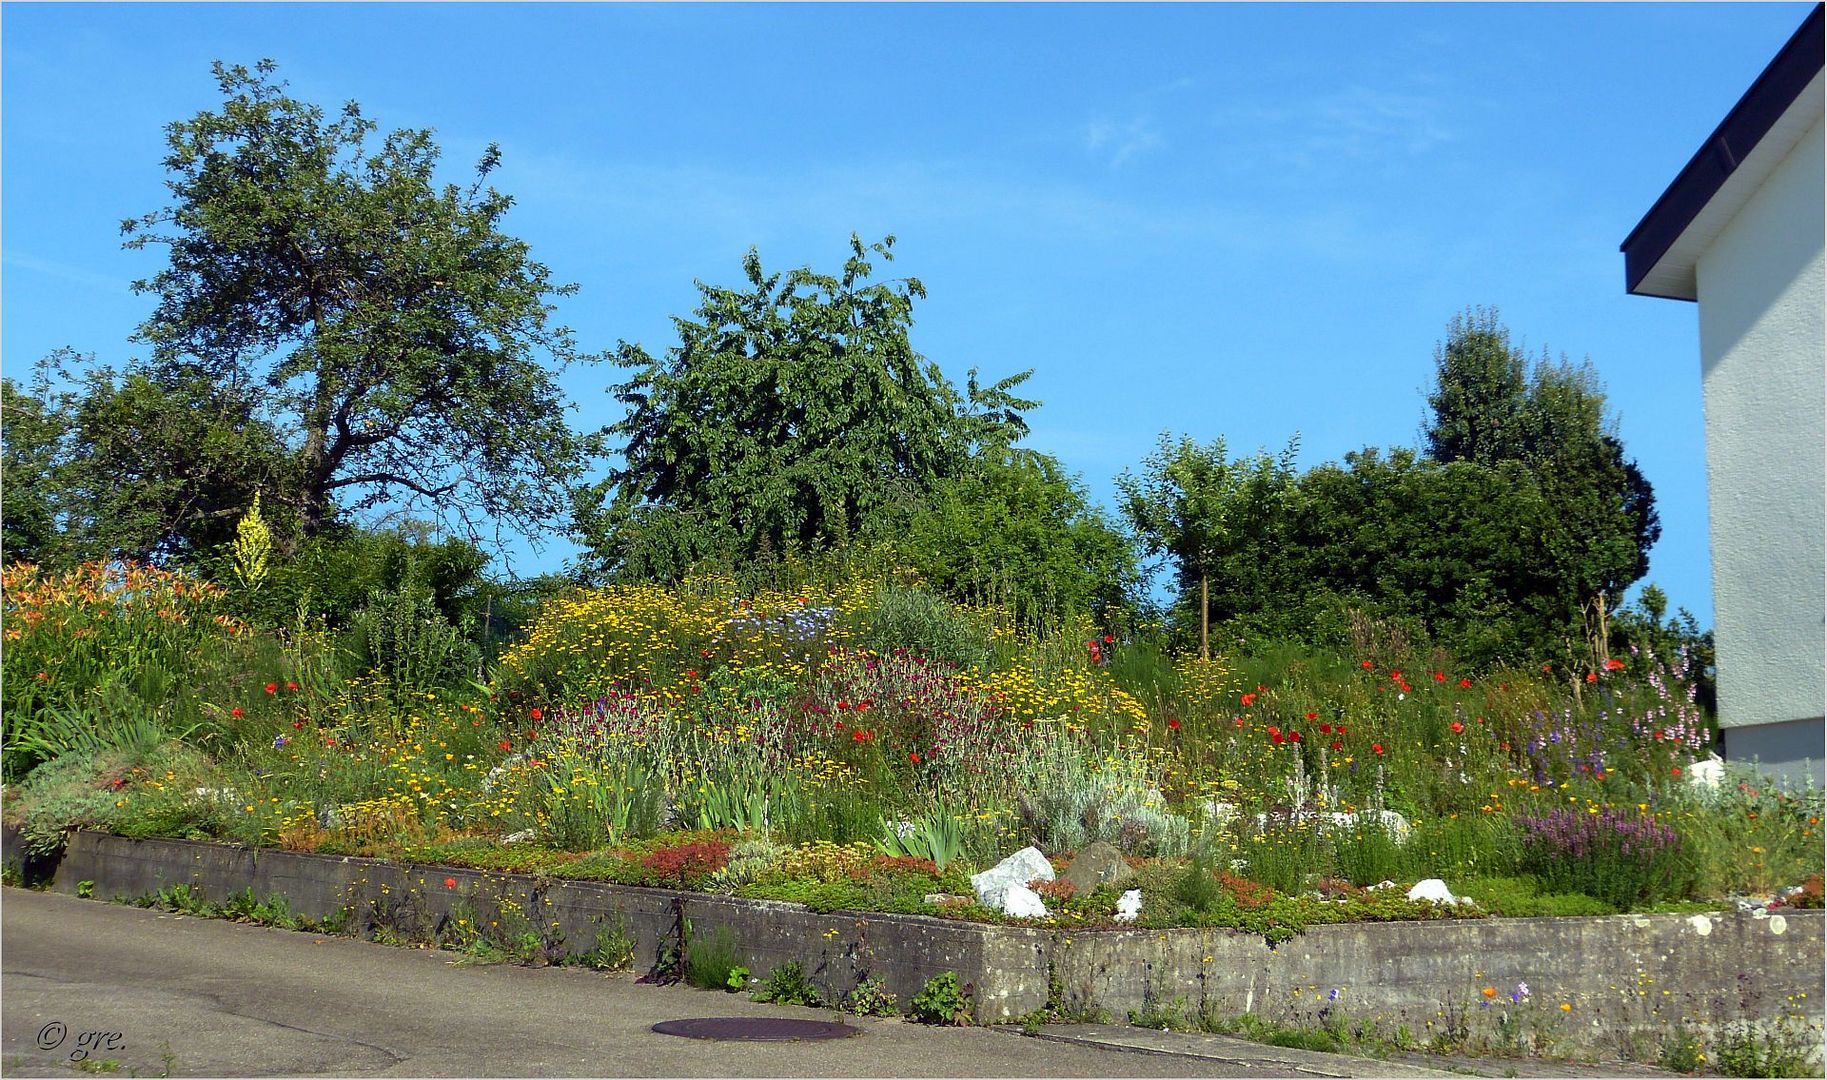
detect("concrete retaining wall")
[48,832,1825,1053]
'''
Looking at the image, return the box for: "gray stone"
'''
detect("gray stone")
[1060,841,1134,895]
[970,845,1053,908]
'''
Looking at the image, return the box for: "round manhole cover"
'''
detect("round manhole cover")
[651,1017,861,1042]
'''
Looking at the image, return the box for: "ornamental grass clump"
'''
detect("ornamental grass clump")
[1515,807,1685,910]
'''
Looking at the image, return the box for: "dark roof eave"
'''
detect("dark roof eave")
[1621,3,1825,296]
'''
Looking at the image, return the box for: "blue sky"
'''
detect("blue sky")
[4,2,1817,625]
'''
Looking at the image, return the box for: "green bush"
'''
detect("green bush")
[752,960,823,1007]
[911,971,973,1025]
[849,581,992,670]
[683,925,747,991]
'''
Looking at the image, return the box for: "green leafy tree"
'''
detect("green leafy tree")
[1117,433,1300,659]
[122,60,595,543]
[1422,307,1530,466]
[1421,310,1660,669]
[0,377,64,565]
[4,352,298,565]
[1289,448,1562,664]
[578,235,1035,581]
[901,449,1139,624]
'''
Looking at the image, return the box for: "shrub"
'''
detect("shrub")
[683,925,747,991]
[752,960,823,1007]
[1515,807,1684,909]
[843,976,899,1017]
[911,971,973,1025]
[849,581,992,671]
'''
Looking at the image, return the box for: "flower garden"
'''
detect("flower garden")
[6,558,1820,948]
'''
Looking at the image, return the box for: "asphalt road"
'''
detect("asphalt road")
[3,888,1412,1078]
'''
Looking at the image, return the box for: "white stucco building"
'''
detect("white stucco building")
[1621,3,1824,787]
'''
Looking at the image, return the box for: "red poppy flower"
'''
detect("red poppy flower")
[1390,670,1402,681]
[1102,634,1114,644]
[293,720,304,729]
[285,681,299,691]
[836,700,850,710]
[1433,671,1446,683]
[909,751,922,764]
[1290,731,1302,743]
[1361,660,1373,670]
[1318,723,1331,734]
[1267,726,1281,736]
[529,707,543,721]
[1585,672,1597,684]
[1168,718,1181,731]
[852,729,868,743]
[1399,682,1411,694]
[1306,712,1319,722]
[1541,664,1552,673]
[1372,743,1384,755]
[1233,716,1245,727]
[1335,725,1346,736]
[1240,693,1257,707]
[1605,658,1626,671]
[230,706,244,719]
[1272,733,1285,744]
[685,670,699,680]
[1450,721,1465,734]
[499,740,513,751]
[444,877,457,889]
[265,682,278,694]
[1671,766,1682,777]
[1331,741,1343,751]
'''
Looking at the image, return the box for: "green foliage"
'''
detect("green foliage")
[900,449,1139,624]
[1016,739,1189,857]
[911,971,973,1025]
[1421,307,1658,666]
[1171,847,1225,914]
[683,925,748,991]
[752,960,824,1006]
[1117,432,1301,659]
[876,809,967,871]
[567,915,636,972]
[848,580,993,670]
[0,375,67,565]
[1452,875,1615,917]
[843,977,900,1017]
[344,582,482,708]
[1711,1017,1823,1078]
[123,59,595,542]
[579,234,1035,581]
[4,357,299,567]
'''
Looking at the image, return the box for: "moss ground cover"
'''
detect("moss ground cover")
[5,560,1821,943]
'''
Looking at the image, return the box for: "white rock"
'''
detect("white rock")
[1686,753,1726,792]
[502,829,536,844]
[1001,883,1050,919]
[1367,880,1399,891]
[971,846,1054,908]
[1114,889,1143,923]
[1407,878,1461,905]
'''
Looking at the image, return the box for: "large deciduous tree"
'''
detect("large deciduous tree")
[121,60,594,544]
[577,235,1036,581]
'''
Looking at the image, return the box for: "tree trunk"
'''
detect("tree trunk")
[1200,573,1210,661]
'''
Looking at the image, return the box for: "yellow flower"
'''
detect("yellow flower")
[1559,1002,1572,1012]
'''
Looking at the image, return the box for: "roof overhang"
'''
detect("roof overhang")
[1621,4,1826,302]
